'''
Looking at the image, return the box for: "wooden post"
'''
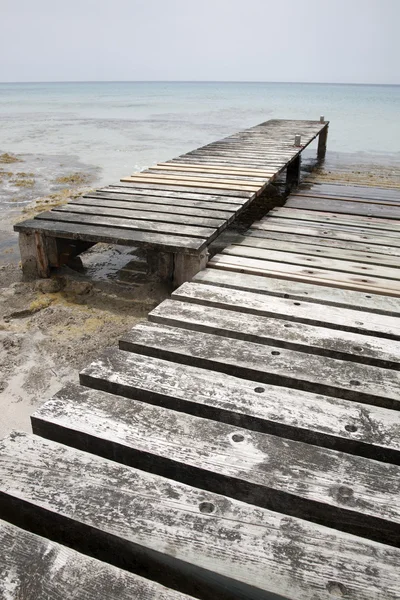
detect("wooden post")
[18,231,55,279]
[317,124,329,159]
[173,252,208,288]
[286,155,301,191]
[294,134,302,147]
[146,250,174,282]
[147,249,208,287]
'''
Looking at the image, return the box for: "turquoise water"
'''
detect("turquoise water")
[1,81,399,185]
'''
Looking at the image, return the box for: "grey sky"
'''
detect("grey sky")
[1,0,398,84]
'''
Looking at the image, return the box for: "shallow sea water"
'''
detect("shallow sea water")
[1,81,399,186]
[0,81,398,265]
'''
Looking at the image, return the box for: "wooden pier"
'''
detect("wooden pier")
[3,129,400,599]
[14,119,327,286]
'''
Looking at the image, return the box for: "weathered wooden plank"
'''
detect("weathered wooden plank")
[98,187,246,205]
[209,254,400,297]
[2,432,400,600]
[267,217,400,239]
[54,204,225,228]
[172,282,400,340]
[35,211,217,240]
[288,196,400,214]
[180,153,291,165]
[32,385,400,545]
[149,299,400,367]
[295,190,400,205]
[0,519,194,600]
[121,175,260,193]
[185,143,295,152]
[193,269,400,316]
[146,168,269,182]
[72,196,235,220]
[172,153,286,163]
[222,245,400,281]
[183,147,293,158]
[196,142,297,150]
[251,221,400,248]
[169,156,285,168]
[119,322,400,409]
[302,183,400,201]
[234,234,399,268]
[179,147,291,156]
[169,156,285,166]
[271,207,400,232]
[110,182,253,199]
[14,220,207,253]
[156,163,275,176]
[246,228,400,257]
[135,170,265,186]
[80,349,400,463]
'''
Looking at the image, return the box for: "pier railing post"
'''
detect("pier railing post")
[286,155,301,192]
[317,123,329,159]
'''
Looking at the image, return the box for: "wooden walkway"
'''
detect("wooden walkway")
[14,119,327,286]
[211,181,400,296]
[2,181,400,599]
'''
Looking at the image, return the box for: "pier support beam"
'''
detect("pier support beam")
[173,251,208,288]
[286,155,301,192]
[147,249,208,288]
[18,232,56,279]
[146,250,175,282]
[317,125,329,159]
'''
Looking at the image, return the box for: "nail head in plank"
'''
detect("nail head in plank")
[193,269,400,316]
[119,322,400,409]
[267,216,400,239]
[246,228,400,258]
[149,299,400,368]
[79,350,400,464]
[172,282,400,340]
[252,222,400,249]
[222,245,400,282]
[209,254,400,297]
[271,207,400,232]
[234,234,399,268]
[32,385,400,545]
[2,432,400,600]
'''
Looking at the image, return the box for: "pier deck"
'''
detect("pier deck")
[14,119,327,286]
[2,178,400,598]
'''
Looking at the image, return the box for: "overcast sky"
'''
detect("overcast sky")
[1,0,398,84]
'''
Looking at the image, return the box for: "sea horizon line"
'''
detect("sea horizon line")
[0,80,399,86]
